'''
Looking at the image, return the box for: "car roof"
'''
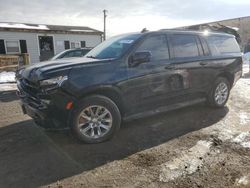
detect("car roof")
[140,29,235,38]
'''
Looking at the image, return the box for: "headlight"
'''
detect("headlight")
[40,76,68,90]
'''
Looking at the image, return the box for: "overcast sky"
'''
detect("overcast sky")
[0,0,249,37]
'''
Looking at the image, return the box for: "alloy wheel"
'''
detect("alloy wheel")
[214,82,229,105]
[77,105,113,139]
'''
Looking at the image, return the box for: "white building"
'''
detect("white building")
[0,22,103,63]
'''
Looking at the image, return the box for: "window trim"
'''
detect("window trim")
[5,40,21,54]
[198,36,211,56]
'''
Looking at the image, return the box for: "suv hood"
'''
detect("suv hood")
[20,57,111,82]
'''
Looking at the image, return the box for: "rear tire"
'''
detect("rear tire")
[71,95,121,144]
[207,77,230,108]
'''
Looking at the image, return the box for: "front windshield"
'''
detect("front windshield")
[86,33,142,59]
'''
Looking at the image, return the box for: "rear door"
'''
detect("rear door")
[167,33,208,100]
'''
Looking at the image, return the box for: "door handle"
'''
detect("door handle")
[200,62,208,66]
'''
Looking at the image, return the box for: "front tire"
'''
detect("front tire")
[207,77,230,108]
[71,95,121,143]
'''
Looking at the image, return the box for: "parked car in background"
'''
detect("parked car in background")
[50,48,92,60]
[17,30,242,143]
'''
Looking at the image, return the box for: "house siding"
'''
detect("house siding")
[0,31,102,64]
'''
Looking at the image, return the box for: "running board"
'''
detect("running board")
[123,98,206,122]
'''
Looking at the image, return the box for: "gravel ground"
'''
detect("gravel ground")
[0,66,249,188]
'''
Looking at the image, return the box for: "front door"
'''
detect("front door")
[38,36,54,61]
[124,34,181,114]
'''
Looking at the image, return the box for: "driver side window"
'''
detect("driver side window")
[136,35,169,61]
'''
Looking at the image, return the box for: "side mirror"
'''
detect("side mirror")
[129,51,152,67]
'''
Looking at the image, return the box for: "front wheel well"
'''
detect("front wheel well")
[79,88,125,116]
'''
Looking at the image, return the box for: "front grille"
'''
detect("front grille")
[17,78,43,108]
[20,78,40,96]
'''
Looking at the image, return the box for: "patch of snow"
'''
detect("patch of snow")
[243,53,250,64]
[159,140,212,182]
[235,79,250,101]
[0,83,17,92]
[239,112,250,125]
[233,132,250,149]
[70,29,94,32]
[217,127,235,141]
[243,64,249,74]
[236,176,249,186]
[0,23,49,30]
[0,71,16,83]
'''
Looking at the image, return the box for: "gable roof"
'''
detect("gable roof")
[0,22,103,35]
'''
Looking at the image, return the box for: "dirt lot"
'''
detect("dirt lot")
[0,66,249,188]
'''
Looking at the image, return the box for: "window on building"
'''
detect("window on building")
[170,34,199,58]
[136,35,169,61]
[6,41,20,53]
[70,42,80,49]
[0,40,6,54]
[64,41,70,50]
[81,41,86,47]
[20,40,28,53]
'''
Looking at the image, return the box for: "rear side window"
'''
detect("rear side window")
[170,34,200,58]
[206,36,240,56]
[136,35,169,61]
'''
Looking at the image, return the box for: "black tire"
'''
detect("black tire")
[71,95,121,144]
[207,77,230,108]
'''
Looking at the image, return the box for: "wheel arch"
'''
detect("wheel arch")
[216,71,234,88]
[78,85,126,116]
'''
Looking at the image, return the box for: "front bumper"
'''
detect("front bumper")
[17,81,73,129]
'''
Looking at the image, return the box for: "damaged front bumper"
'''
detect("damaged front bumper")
[16,79,72,129]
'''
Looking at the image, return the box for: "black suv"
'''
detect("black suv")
[17,30,242,143]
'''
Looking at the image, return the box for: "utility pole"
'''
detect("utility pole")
[103,9,107,41]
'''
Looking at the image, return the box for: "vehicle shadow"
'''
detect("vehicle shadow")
[0,104,228,188]
[0,120,82,188]
[47,103,228,171]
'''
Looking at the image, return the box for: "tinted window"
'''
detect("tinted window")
[136,35,169,61]
[170,34,199,58]
[207,35,240,56]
